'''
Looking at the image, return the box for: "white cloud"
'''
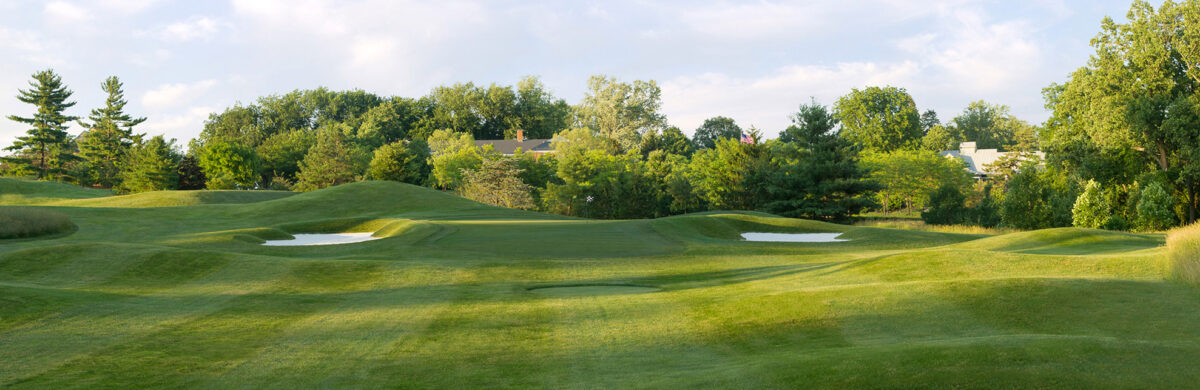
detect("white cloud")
[142,79,218,109]
[44,1,91,23]
[904,8,1043,92]
[0,28,66,66]
[158,17,221,42]
[662,61,922,136]
[229,0,489,91]
[679,2,828,40]
[96,0,160,13]
[130,49,171,67]
[0,28,44,52]
[145,106,215,144]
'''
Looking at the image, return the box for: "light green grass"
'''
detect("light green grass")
[0,180,1193,388]
[0,177,113,205]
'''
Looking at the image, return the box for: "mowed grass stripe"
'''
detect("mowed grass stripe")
[0,257,295,386]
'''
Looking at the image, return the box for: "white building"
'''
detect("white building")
[940,142,1044,179]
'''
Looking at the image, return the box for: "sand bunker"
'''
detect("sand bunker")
[529,284,660,296]
[261,232,381,246]
[741,232,848,242]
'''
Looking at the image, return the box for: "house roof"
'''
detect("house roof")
[940,143,1044,176]
[474,138,554,155]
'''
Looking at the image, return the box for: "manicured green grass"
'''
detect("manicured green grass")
[0,177,112,205]
[0,179,1194,388]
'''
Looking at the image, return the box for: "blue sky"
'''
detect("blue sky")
[0,0,1139,147]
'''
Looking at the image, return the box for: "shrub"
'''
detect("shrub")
[1072,180,1108,229]
[0,207,74,239]
[922,184,967,225]
[1000,166,1078,229]
[1137,181,1177,231]
[971,188,1002,228]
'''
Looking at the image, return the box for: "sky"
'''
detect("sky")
[0,0,1141,148]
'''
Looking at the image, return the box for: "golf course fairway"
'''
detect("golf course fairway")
[2,178,1198,388]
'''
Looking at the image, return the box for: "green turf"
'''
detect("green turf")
[0,178,113,205]
[0,179,1194,388]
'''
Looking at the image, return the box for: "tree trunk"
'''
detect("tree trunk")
[1189,176,1197,224]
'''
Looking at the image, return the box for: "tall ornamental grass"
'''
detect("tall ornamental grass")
[0,207,74,239]
[1168,222,1200,286]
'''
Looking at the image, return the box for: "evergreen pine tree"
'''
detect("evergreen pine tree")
[4,69,79,180]
[294,129,369,191]
[764,101,878,222]
[116,135,180,194]
[77,76,146,187]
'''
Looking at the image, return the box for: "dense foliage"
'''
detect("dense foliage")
[9,3,1200,231]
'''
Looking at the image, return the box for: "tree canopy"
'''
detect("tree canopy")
[833,86,923,153]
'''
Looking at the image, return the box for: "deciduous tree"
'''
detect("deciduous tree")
[692,116,741,150]
[833,86,922,152]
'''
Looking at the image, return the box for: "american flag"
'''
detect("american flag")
[740,133,754,144]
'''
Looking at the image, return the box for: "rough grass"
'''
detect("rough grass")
[0,179,1192,389]
[855,218,1018,235]
[0,207,74,239]
[1168,222,1200,286]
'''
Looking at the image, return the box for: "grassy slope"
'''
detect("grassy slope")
[0,180,1195,389]
[0,178,113,205]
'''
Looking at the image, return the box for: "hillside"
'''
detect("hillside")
[0,178,113,205]
[0,181,1195,388]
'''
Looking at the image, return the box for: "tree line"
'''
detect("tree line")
[2,0,1195,231]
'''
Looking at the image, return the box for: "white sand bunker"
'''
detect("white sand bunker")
[741,232,849,242]
[262,232,381,246]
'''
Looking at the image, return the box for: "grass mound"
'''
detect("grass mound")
[653,212,847,240]
[949,227,1163,255]
[0,178,112,205]
[53,190,295,208]
[1168,222,1200,286]
[245,181,497,218]
[0,207,74,239]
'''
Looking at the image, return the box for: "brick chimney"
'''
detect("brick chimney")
[516,129,525,142]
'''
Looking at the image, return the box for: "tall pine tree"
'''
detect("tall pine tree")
[78,76,146,187]
[764,100,879,222]
[4,69,78,180]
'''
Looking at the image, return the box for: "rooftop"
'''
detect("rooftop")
[474,138,554,155]
[940,142,1044,177]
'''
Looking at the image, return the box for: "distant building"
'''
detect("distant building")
[940,141,1044,179]
[474,130,555,157]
